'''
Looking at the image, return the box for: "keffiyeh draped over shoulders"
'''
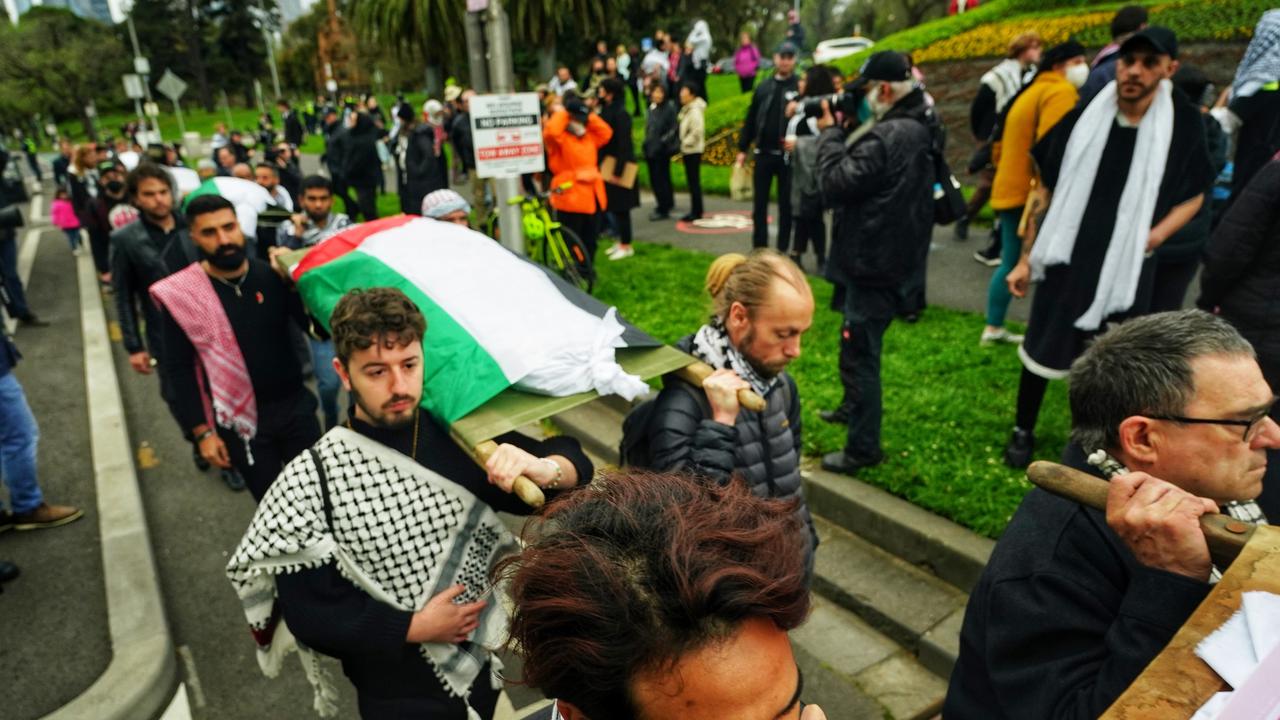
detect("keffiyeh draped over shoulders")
[225,427,519,718]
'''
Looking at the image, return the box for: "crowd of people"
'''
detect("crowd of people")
[1,5,1279,718]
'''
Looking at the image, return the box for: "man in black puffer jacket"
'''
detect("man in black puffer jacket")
[815,51,937,476]
[341,111,381,221]
[645,250,817,574]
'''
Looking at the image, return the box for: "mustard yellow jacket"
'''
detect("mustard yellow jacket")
[990,71,1078,211]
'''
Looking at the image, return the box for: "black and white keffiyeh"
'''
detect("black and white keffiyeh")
[225,426,519,718]
[689,318,778,398]
[1086,449,1268,584]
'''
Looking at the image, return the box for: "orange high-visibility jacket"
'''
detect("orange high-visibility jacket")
[544,109,613,215]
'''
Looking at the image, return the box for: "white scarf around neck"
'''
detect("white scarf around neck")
[1030,79,1174,331]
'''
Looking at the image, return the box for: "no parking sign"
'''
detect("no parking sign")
[470,93,544,179]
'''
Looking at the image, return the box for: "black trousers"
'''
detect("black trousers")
[219,388,322,501]
[739,74,756,93]
[647,154,674,214]
[1149,256,1200,312]
[792,214,826,262]
[609,209,633,245]
[838,284,900,460]
[752,152,792,251]
[682,153,704,218]
[353,185,379,221]
[333,177,359,219]
[558,210,599,264]
[88,228,111,276]
[356,665,499,720]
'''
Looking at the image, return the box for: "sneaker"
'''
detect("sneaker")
[954,217,970,241]
[221,468,247,492]
[973,239,1002,267]
[648,210,670,222]
[10,502,84,530]
[608,245,635,260]
[980,327,1025,346]
[820,449,885,476]
[678,213,701,222]
[17,313,49,328]
[1003,428,1035,469]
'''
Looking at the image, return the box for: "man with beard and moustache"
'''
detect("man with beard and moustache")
[151,194,321,500]
[638,250,818,576]
[110,163,247,485]
[254,163,294,212]
[226,287,592,720]
[813,51,938,476]
[1001,28,1215,468]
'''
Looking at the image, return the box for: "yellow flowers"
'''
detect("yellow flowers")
[912,10,1116,64]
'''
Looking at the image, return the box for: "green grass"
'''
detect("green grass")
[593,241,1070,538]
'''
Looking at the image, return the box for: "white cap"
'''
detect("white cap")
[423,99,444,123]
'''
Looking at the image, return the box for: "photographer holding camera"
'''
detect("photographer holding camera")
[814,51,939,475]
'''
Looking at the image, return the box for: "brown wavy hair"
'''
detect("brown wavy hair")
[498,471,810,719]
[330,287,426,365]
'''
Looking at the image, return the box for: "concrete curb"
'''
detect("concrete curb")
[42,242,177,719]
[553,397,995,592]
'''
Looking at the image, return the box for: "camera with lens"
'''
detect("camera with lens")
[801,87,866,121]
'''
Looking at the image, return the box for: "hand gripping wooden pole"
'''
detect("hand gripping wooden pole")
[673,360,767,412]
[1026,461,1256,569]
[472,439,546,509]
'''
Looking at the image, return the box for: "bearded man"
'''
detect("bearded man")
[226,286,592,720]
[640,249,817,574]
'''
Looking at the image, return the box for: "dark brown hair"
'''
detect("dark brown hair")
[499,471,810,719]
[329,287,426,364]
[126,162,173,198]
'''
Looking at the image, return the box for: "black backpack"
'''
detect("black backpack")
[619,378,710,469]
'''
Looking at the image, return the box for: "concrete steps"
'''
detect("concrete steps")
[550,396,994,718]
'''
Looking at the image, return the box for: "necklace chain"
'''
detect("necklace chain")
[210,271,248,298]
[348,408,419,462]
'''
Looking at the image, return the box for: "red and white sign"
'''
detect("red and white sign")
[470,93,545,179]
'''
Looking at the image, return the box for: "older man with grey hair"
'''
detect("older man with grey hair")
[945,309,1279,718]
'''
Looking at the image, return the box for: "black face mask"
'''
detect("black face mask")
[104,180,125,194]
[204,243,246,271]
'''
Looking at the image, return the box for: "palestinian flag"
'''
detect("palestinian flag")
[288,215,660,425]
[182,176,273,239]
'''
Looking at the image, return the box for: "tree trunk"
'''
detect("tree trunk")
[537,43,555,84]
[185,0,214,111]
[424,64,442,97]
[79,107,97,141]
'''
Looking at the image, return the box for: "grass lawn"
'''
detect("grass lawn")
[593,241,1069,539]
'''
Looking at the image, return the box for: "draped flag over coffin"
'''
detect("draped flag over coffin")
[286,215,675,427]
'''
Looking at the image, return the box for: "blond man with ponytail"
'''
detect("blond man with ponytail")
[638,249,819,574]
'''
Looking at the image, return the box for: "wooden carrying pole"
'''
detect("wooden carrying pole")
[467,439,546,509]
[673,360,767,412]
[1026,461,1256,569]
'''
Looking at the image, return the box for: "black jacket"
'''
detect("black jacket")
[399,123,448,215]
[449,111,475,170]
[110,215,189,354]
[1155,112,1228,263]
[739,73,800,154]
[647,335,815,570]
[283,110,304,147]
[598,96,639,212]
[342,113,382,188]
[817,88,936,288]
[642,100,678,159]
[324,124,348,180]
[1199,159,1280,337]
[944,473,1211,719]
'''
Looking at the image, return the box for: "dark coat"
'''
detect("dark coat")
[399,123,448,215]
[324,124,348,180]
[647,335,816,570]
[1198,159,1280,379]
[342,113,382,188]
[1155,113,1228,263]
[817,88,936,289]
[642,100,678,159]
[283,110,305,147]
[739,73,800,154]
[109,216,189,355]
[449,111,475,170]
[944,456,1211,719]
[598,96,639,212]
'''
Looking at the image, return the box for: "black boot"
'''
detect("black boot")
[1003,428,1036,468]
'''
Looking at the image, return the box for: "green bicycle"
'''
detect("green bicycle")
[485,182,594,294]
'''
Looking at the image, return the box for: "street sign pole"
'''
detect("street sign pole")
[483,0,525,255]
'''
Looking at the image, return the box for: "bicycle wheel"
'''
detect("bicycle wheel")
[550,225,595,294]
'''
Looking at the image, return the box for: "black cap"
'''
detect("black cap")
[1119,26,1178,59]
[565,99,590,120]
[96,159,123,174]
[1039,40,1087,71]
[852,51,913,89]
[776,41,799,57]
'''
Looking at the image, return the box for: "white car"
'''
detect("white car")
[812,36,876,65]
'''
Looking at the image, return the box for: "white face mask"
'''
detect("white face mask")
[1066,63,1089,89]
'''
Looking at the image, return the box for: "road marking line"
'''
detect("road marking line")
[29,192,42,222]
[158,682,194,720]
[176,645,208,709]
[17,227,39,288]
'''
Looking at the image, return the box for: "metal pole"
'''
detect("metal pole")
[125,13,161,141]
[484,0,525,256]
[463,11,489,93]
[173,99,186,137]
[261,22,282,100]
